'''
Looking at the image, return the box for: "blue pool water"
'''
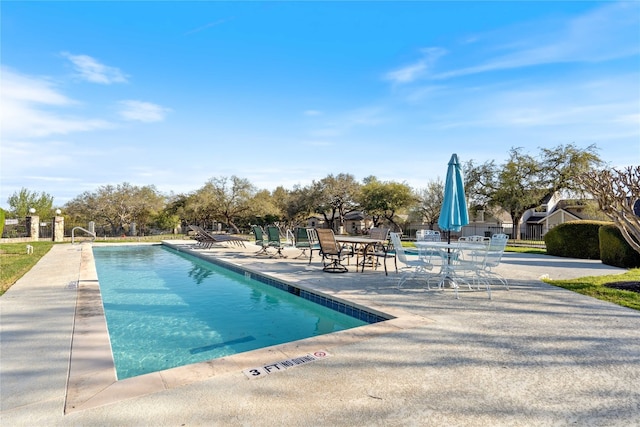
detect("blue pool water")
[92,245,373,379]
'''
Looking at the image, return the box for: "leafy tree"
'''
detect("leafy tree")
[359,177,415,232]
[200,176,256,234]
[578,165,640,254]
[465,143,601,239]
[410,179,444,229]
[310,173,361,231]
[245,189,281,228]
[6,188,54,218]
[64,183,164,236]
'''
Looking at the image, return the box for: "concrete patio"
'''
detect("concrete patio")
[1,240,639,426]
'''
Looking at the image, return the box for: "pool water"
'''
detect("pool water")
[93,245,369,379]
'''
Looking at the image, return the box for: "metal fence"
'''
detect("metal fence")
[2,218,28,238]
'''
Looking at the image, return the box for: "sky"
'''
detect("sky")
[1,1,639,211]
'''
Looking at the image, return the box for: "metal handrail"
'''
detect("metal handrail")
[71,226,96,244]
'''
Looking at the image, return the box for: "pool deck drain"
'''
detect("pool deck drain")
[2,240,639,426]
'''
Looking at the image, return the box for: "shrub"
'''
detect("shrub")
[0,208,4,237]
[544,220,610,259]
[599,224,640,268]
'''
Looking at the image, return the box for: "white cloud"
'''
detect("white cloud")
[434,2,640,80]
[384,48,447,84]
[0,67,112,138]
[304,110,322,116]
[385,2,640,84]
[118,100,171,122]
[61,52,128,84]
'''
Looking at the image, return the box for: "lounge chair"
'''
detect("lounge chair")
[188,225,247,248]
[315,228,354,273]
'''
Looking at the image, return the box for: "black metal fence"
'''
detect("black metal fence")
[2,217,54,239]
[2,218,28,238]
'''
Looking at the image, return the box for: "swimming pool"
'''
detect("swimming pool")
[93,245,387,379]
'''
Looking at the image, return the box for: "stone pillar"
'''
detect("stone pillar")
[26,215,39,240]
[53,216,64,242]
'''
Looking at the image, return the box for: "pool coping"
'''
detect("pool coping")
[64,242,432,414]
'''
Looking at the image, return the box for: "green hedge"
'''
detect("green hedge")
[599,224,640,268]
[0,208,4,237]
[544,220,610,259]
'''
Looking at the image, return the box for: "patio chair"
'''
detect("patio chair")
[265,225,287,258]
[477,233,509,291]
[292,227,313,260]
[368,228,397,275]
[390,232,434,288]
[305,228,322,265]
[315,228,354,273]
[250,225,270,256]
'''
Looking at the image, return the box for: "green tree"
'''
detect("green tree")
[359,177,415,232]
[465,143,601,239]
[64,183,165,236]
[6,188,54,218]
[200,176,256,234]
[310,173,361,232]
[410,179,444,229]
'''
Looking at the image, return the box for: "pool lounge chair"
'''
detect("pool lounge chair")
[188,225,247,248]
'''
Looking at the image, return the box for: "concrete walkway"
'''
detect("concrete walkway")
[1,241,639,426]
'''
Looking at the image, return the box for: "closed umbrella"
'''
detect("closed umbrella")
[437,153,469,296]
[438,153,469,244]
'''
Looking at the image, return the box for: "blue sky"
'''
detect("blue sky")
[1,1,639,210]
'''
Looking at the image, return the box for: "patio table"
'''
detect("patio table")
[334,235,388,273]
[415,240,489,297]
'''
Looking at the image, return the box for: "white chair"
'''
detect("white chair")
[305,228,322,265]
[477,234,509,290]
[390,232,434,288]
[427,238,491,299]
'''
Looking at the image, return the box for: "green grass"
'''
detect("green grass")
[0,241,55,296]
[542,269,640,311]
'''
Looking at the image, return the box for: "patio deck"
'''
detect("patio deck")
[1,240,639,426]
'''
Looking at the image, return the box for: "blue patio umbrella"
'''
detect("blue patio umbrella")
[438,153,469,245]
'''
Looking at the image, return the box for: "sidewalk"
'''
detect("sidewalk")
[1,242,639,426]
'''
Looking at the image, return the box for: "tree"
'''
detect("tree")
[359,177,415,232]
[411,179,444,229]
[578,165,640,254]
[201,176,256,234]
[64,183,165,236]
[465,143,601,239]
[6,188,54,218]
[310,173,361,231]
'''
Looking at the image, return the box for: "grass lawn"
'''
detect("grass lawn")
[0,241,55,296]
[543,269,640,311]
